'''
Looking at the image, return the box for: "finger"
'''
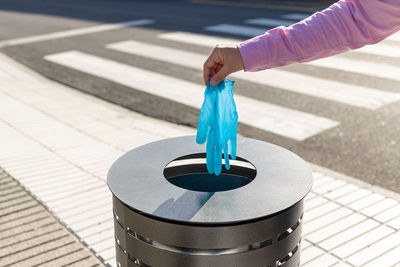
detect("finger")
[196,101,210,144]
[230,137,236,160]
[196,122,208,144]
[223,142,230,170]
[214,144,222,176]
[203,68,211,86]
[210,65,230,87]
[206,130,214,174]
[196,93,215,144]
[203,66,211,86]
[203,49,221,85]
[213,64,223,77]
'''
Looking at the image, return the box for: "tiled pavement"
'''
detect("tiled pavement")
[1,53,400,266]
[0,167,104,267]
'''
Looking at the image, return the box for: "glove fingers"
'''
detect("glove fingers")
[196,122,208,144]
[197,85,216,144]
[230,137,237,160]
[214,144,222,176]
[223,142,230,170]
[206,133,214,174]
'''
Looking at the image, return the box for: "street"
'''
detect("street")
[1,1,400,266]
[1,0,400,193]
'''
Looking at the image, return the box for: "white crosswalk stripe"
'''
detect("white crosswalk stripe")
[44,50,339,141]
[205,24,266,37]
[245,18,294,27]
[309,56,400,82]
[387,32,400,42]
[153,36,400,109]
[159,31,241,47]
[281,13,310,20]
[356,42,400,57]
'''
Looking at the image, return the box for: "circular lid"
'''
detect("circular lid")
[107,136,312,224]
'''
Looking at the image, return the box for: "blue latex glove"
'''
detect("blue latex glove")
[196,79,238,176]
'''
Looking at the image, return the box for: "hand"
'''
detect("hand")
[203,45,244,87]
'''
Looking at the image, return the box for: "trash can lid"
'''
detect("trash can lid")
[107,136,312,224]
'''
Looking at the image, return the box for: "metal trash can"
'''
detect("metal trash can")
[107,136,312,267]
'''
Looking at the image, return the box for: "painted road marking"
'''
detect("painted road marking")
[112,39,400,110]
[205,24,266,37]
[387,32,400,42]
[281,13,310,20]
[309,56,400,82]
[44,50,339,141]
[0,19,154,48]
[159,31,242,47]
[355,42,400,58]
[245,18,294,27]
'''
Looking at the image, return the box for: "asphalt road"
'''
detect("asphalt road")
[1,0,400,193]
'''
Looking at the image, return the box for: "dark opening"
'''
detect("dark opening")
[163,153,256,192]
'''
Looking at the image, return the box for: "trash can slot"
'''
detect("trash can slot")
[114,210,124,229]
[276,240,301,266]
[277,214,303,242]
[128,255,151,267]
[116,237,127,255]
[163,153,256,192]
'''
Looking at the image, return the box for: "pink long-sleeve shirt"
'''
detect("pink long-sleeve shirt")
[238,0,400,72]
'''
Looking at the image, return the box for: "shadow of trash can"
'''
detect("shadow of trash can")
[107,136,313,267]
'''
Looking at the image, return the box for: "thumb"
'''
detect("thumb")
[210,66,230,87]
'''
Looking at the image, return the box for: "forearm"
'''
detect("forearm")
[238,0,400,72]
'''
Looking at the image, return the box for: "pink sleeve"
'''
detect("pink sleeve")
[237,0,400,72]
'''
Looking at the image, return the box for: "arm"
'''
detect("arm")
[238,0,400,72]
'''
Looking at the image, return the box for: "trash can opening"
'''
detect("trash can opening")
[163,153,256,192]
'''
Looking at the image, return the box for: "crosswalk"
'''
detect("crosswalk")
[106,39,400,110]
[43,13,400,143]
[45,50,338,141]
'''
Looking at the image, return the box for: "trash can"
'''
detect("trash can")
[107,136,312,267]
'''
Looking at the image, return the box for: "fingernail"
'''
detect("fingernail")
[210,80,216,87]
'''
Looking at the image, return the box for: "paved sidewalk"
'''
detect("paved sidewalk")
[0,167,104,267]
[1,53,400,266]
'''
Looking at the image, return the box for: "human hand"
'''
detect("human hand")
[203,45,244,87]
